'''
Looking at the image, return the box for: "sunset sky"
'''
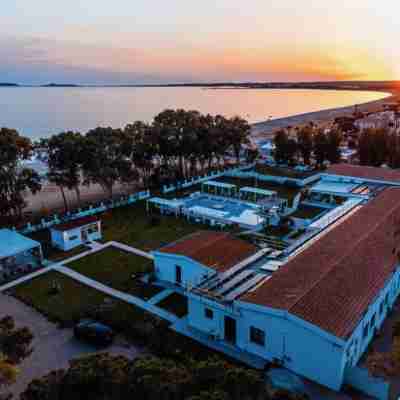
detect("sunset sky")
[2,0,400,84]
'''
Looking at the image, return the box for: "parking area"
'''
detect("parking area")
[0,293,145,398]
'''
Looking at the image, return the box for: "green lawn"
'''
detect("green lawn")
[156,293,188,318]
[291,205,325,220]
[217,176,301,206]
[66,247,162,298]
[10,271,147,326]
[101,201,204,251]
[27,229,89,261]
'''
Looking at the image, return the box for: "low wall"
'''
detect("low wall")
[225,169,320,187]
[344,366,390,400]
[16,190,151,235]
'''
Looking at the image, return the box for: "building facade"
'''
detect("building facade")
[152,174,400,392]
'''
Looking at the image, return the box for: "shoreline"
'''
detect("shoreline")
[251,90,397,141]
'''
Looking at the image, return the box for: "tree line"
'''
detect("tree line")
[272,124,342,167]
[357,127,400,168]
[20,353,307,400]
[0,109,252,219]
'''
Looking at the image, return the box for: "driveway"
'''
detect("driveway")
[0,293,145,398]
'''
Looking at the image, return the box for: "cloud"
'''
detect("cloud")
[0,34,392,84]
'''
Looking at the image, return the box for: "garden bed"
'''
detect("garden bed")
[156,292,188,318]
[291,205,325,220]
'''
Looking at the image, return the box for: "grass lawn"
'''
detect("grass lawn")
[27,229,89,261]
[217,176,301,206]
[10,271,148,326]
[66,246,162,298]
[291,205,325,220]
[101,201,204,251]
[156,293,188,318]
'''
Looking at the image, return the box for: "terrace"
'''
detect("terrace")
[216,176,301,207]
[181,193,265,229]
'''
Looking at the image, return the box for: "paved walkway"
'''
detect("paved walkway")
[148,288,173,305]
[108,241,154,260]
[0,240,153,292]
[54,265,178,323]
[0,266,53,293]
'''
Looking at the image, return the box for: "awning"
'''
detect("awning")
[0,229,41,260]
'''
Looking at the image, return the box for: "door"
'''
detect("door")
[224,316,237,345]
[175,265,182,285]
[81,229,89,242]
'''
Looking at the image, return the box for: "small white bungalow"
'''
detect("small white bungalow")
[0,229,43,281]
[50,216,101,251]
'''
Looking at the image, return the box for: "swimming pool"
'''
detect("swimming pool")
[182,194,265,228]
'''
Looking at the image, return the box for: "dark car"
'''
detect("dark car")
[74,319,115,346]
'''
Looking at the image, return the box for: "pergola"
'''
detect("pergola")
[146,197,185,216]
[239,186,277,203]
[0,229,43,274]
[201,181,237,198]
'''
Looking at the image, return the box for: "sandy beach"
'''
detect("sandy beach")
[251,89,398,141]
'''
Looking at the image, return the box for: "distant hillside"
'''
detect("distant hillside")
[41,83,81,87]
[0,83,19,87]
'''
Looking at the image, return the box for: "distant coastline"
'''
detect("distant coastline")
[251,91,396,140]
[1,80,399,91]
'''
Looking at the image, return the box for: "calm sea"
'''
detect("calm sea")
[0,87,389,140]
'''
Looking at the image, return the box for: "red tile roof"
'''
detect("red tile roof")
[327,163,400,183]
[52,215,100,232]
[159,231,258,273]
[241,188,400,339]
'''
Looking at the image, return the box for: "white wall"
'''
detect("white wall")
[152,252,215,287]
[344,266,400,369]
[236,303,345,390]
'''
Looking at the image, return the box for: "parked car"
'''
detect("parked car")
[74,319,115,346]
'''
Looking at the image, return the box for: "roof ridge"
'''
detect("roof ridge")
[288,189,400,314]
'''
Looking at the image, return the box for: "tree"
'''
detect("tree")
[0,128,41,220]
[273,130,297,165]
[325,129,343,164]
[313,129,328,167]
[81,128,131,198]
[226,116,251,164]
[296,126,313,165]
[21,353,268,400]
[357,128,389,167]
[0,316,34,399]
[46,132,84,211]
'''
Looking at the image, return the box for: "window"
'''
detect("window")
[205,308,213,319]
[379,302,384,315]
[68,235,78,241]
[370,313,376,331]
[362,325,368,339]
[250,326,265,346]
[175,265,182,285]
